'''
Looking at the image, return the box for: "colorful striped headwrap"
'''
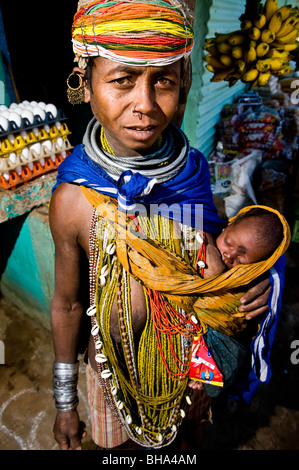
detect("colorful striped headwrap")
[72,0,194,67]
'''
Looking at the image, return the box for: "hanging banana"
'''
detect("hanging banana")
[272,41,298,52]
[277,5,293,22]
[241,19,253,32]
[268,11,283,34]
[256,42,270,57]
[204,0,299,89]
[242,67,259,82]
[258,70,271,85]
[217,42,232,54]
[260,29,276,43]
[244,45,257,63]
[248,26,261,40]
[231,46,244,59]
[254,13,267,29]
[264,0,279,23]
[267,49,291,61]
[275,29,299,45]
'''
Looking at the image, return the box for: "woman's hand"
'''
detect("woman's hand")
[238,276,271,320]
[53,410,87,450]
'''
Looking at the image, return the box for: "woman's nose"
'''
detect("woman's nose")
[133,80,157,114]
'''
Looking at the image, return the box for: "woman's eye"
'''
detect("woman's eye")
[158,77,169,84]
[113,76,132,85]
[157,77,174,86]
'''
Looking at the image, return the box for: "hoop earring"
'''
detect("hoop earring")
[132,105,143,120]
[66,72,85,105]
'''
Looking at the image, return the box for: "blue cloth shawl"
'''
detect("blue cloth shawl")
[53,142,225,234]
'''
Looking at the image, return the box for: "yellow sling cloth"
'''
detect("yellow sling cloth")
[82,186,291,337]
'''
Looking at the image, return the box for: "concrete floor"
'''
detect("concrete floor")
[0,242,299,451]
[0,296,93,451]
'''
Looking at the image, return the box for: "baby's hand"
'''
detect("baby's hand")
[188,380,204,390]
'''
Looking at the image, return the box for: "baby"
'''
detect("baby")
[189,206,284,391]
[203,206,284,279]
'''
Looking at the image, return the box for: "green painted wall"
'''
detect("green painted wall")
[0,207,54,329]
[184,0,212,147]
[0,52,11,106]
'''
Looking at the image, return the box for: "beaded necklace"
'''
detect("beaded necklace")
[87,130,206,447]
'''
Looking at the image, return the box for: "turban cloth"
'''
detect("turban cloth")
[72,0,194,66]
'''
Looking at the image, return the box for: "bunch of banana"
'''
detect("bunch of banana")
[204,0,299,89]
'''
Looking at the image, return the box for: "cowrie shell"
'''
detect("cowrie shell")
[111,386,117,396]
[191,315,198,324]
[157,433,163,442]
[180,409,186,418]
[135,427,142,435]
[172,424,177,432]
[91,324,99,336]
[101,369,112,379]
[189,230,195,240]
[117,400,124,410]
[126,415,132,425]
[99,275,106,287]
[95,353,107,363]
[86,305,96,316]
[197,260,205,268]
[101,265,109,277]
[106,243,116,255]
[196,232,204,244]
[186,396,192,405]
[94,340,102,349]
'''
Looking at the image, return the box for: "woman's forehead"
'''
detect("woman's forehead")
[91,56,182,75]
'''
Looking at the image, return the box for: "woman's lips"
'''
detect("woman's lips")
[125,125,157,140]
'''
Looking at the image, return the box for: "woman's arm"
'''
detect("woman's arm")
[49,184,88,450]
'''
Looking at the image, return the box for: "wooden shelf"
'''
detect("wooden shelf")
[0,171,57,223]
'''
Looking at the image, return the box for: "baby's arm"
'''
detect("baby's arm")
[202,232,226,279]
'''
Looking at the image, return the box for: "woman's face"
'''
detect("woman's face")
[84,56,181,157]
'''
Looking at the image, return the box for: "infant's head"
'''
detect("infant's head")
[216,207,284,269]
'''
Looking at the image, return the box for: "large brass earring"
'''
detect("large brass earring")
[66,72,85,105]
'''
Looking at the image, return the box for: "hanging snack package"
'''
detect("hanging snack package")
[189,335,224,387]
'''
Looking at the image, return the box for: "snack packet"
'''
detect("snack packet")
[189,335,224,387]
